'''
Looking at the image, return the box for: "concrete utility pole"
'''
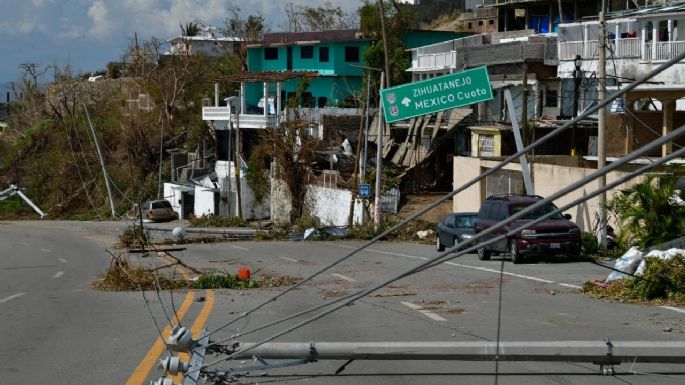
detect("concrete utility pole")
[598,0,608,252]
[374,72,385,232]
[378,0,391,88]
[79,92,117,219]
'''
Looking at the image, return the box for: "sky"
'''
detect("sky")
[0,0,364,86]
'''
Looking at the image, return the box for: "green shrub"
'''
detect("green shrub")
[581,232,599,255]
[189,214,249,228]
[629,254,685,301]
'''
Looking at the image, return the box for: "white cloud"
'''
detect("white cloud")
[88,0,113,40]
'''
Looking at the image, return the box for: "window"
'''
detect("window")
[489,19,494,25]
[545,89,558,107]
[478,20,484,26]
[301,92,315,107]
[317,96,328,107]
[300,45,313,59]
[345,46,360,62]
[319,46,329,62]
[468,22,473,29]
[264,47,278,60]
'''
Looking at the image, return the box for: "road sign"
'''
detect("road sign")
[380,66,493,123]
[358,183,371,198]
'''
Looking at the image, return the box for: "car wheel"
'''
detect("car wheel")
[436,235,445,252]
[510,238,523,264]
[477,245,491,261]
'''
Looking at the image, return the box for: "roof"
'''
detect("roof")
[211,71,319,83]
[168,36,243,43]
[257,29,368,46]
[607,1,685,18]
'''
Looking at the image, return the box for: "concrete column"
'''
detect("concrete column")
[641,23,647,61]
[662,99,674,156]
[652,20,658,60]
[668,19,674,41]
[263,81,268,119]
[276,81,282,124]
[615,24,621,57]
[240,82,246,114]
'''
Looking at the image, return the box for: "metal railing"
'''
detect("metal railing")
[654,40,685,61]
[559,39,685,62]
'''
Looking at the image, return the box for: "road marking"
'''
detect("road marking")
[231,245,249,251]
[173,290,216,383]
[0,292,26,303]
[125,290,195,385]
[18,242,29,246]
[53,271,64,279]
[401,301,447,322]
[40,248,51,253]
[58,258,67,264]
[279,257,299,263]
[335,244,581,289]
[331,273,356,282]
[661,306,685,315]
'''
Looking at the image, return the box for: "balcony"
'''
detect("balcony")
[558,38,685,62]
[202,106,282,129]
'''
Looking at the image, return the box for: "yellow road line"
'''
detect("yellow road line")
[125,289,195,385]
[173,289,216,382]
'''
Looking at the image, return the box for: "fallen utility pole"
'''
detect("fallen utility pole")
[0,184,46,218]
[231,340,685,364]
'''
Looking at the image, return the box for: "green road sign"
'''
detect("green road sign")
[380,66,493,123]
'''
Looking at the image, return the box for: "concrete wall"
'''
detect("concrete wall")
[452,156,640,232]
[194,186,216,217]
[270,180,364,226]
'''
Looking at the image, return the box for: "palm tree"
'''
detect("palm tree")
[609,175,685,248]
[181,22,200,37]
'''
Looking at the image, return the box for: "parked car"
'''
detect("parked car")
[143,199,178,222]
[436,212,477,252]
[474,195,581,264]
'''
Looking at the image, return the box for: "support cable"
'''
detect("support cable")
[201,47,685,342]
[194,132,685,368]
[494,257,506,385]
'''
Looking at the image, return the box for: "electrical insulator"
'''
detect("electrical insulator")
[158,356,189,375]
[166,326,196,353]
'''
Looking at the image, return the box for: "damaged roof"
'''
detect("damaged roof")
[256,29,369,46]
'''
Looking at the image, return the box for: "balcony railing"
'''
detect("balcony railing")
[202,106,282,128]
[653,40,685,61]
[558,38,685,62]
[416,51,456,69]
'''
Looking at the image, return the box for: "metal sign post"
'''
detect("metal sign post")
[380,66,493,123]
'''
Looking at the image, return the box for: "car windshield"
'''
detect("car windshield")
[455,215,475,227]
[151,201,172,209]
[510,203,563,219]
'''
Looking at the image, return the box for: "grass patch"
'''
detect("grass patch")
[93,258,187,291]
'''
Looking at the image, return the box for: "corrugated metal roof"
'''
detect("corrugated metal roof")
[607,1,685,18]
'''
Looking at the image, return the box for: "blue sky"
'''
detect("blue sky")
[0,0,363,84]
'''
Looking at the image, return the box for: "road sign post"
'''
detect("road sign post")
[380,66,493,123]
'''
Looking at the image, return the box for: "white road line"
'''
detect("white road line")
[279,257,299,263]
[231,245,249,251]
[401,301,447,322]
[660,306,685,315]
[53,271,64,279]
[0,292,26,303]
[40,248,51,253]
[334,244,581,289]
[58,258,67,264]
[18,242,29,246]
[331,273,356,282]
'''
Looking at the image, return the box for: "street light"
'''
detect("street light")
[572,55,583,156]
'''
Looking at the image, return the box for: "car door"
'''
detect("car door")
[474,202,494,247]
[492,203,510,252]
[444,214,457,247]
[438,214,454,247]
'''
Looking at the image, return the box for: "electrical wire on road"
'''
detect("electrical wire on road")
[193,135,685,373]
[199,45,685,348]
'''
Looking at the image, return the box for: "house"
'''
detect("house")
[557,2,685,157]
[167,26,242,56]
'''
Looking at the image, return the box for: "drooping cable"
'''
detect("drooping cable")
[195,133,685,370]
[201,47,685,341]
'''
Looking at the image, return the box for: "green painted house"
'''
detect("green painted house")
[246,29,370,109]
[244,29,471,110]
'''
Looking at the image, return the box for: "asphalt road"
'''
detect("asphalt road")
[1,220,685,385]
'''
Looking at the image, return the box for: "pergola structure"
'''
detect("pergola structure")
[202,71,318,129]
